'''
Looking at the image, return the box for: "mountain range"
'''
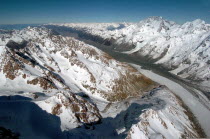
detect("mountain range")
[0,17,209,138]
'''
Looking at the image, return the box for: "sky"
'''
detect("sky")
[0,0,210,24]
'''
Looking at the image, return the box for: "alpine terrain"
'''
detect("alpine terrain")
[0,17,209,139]
[56,17,210,95]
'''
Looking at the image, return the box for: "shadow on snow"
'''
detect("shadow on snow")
[0,92,166,139]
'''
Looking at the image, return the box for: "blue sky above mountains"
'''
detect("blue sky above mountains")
[0,0,209,24]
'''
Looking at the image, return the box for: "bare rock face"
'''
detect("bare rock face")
[35,91,101,131]
[0,27,156,102]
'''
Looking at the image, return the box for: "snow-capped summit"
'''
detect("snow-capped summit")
[136,16,177,33]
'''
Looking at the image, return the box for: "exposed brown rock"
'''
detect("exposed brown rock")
[3,57,22,80]
[52,104,62,115]
[27,77,57,90]
[105,71,157,102]
[49,92,102,124]
[22,74,26,79]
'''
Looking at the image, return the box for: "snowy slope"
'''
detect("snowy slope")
[0,27,156,102]
[0,86,202,138]
[0,26,157,137]
[35,91,101,131]
[0,91,101,139]
[58,17,210,91]
[126,87,200,139]
[61,86,202,139]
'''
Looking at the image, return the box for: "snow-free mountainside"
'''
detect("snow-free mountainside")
[57,17,210,93]
[0,19,208,139]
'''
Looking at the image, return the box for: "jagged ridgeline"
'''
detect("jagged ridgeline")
[0,27,156,102]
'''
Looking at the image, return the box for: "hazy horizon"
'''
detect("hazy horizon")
[0,16,209,26]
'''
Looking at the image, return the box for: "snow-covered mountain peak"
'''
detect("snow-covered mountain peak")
[139,16,173,24]
[179,19,210,33]
[135,16,177,33]
[191,19,206,25]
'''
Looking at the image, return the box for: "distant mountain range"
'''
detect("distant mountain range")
[0,24,42,30]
